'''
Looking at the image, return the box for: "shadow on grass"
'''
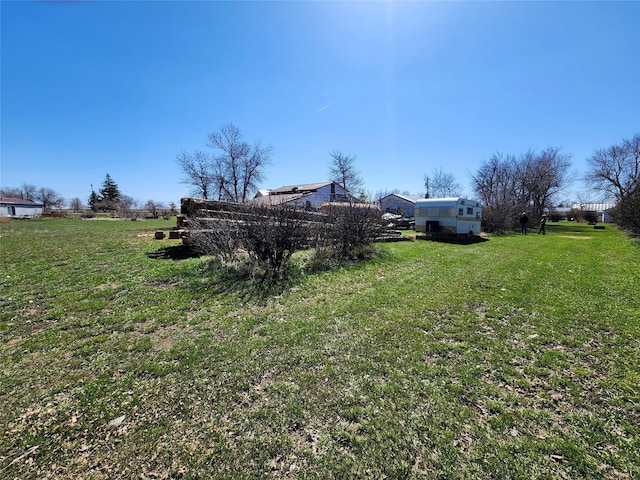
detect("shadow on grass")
[416,234,489,245]
[146,245,201,260]
[147,244,391,302]
[147,246,304,302]
[186,260,305,302]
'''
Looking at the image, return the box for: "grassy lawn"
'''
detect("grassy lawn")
[1,217,638,479]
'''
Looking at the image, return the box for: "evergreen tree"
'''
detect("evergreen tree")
[98,174,121,211]
[88,185,100,212]
[99,174,121,202]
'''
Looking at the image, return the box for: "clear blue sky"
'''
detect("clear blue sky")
[2,0,639,206]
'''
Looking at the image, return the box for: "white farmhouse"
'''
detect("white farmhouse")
[249,182,356,211]
[0,197,44,219]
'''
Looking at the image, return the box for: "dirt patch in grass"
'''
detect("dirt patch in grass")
[559,235,593,240]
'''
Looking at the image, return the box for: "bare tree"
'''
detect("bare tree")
[472,149,571,232]
[117,195,138,218]
[69,197,84,213]
[0,186,22,198]
[329,150,364,198]
[21,183,38,201]
[373,188,401,204]
[177,150,214,199]
[1,183,38,200]
[145,200,166,218]
[36,187,64,211]
[424,168,462,198]
[585,133,639,201]
[586,133,640,236]
[519,147,572,221]
[207,123,272,203]
[471,153,521,232]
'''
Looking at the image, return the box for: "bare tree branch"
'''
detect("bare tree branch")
[207,123,272,203]
[585,133,640,201]
[177,150,214,199]
[328,150,364,197]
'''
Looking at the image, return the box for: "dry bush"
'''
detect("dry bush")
[312,203,384,265]
[187,200,385,278]
[611,190,640,237]
[188,204,317,279]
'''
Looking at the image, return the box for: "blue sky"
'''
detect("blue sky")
[2,0,639,206]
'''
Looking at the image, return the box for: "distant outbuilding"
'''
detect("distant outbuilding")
[0,197,44,219]
[379,193,422,218]
[248,182,357,211]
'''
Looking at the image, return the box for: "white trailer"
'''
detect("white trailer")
[414,197,482,235]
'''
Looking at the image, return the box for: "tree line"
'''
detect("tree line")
[86,174,177,218]
[179,123,639,236]
[1,174,177,219]
[0,184,66,212]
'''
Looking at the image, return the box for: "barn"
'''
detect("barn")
[249,182,356,211]
[0,197,44,219]
[379,193,422,218]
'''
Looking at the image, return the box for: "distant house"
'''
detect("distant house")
[0,197,44,219]
[379,193,422,218]
[572,203,617,223]
[249,182,356,211]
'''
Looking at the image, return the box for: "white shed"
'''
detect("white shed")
[415,197,482,235]
[0,197,44,218]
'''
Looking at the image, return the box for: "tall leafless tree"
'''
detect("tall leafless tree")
[69,197,84,213]
[519,147,572,221]
[471,153,520,232]
[117,195,138,218]
[177,150,214,199]
[36,187,65,211]
[207,123,272,203]
[21,183,38,201]
[424,168,462,198]
[584,133,639,201]
[328,150,364,198]
[472,149,571,232]
[585,133,640,236]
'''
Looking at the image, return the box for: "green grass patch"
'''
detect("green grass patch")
[1,218,638,478]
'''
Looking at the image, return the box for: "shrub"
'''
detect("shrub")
[313,203,383,264]
[611,190,640,237]
[481,204,523,233]
[187,200,385,280]
[188,204,316,280]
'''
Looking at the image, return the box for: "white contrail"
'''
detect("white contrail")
[318,103,332,113]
